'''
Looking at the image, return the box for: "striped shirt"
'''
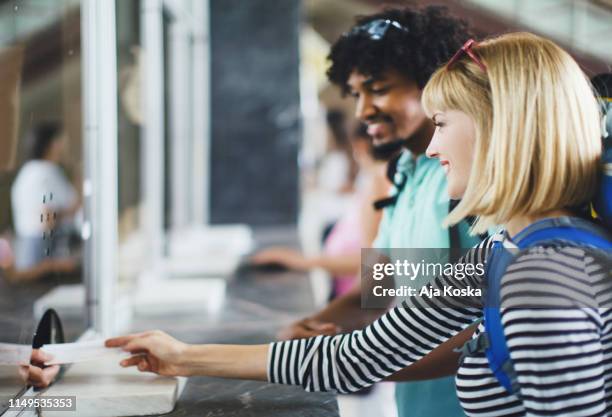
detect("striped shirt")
[268,232,612,417]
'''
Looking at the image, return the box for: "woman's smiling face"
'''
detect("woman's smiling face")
[425,109,477,199]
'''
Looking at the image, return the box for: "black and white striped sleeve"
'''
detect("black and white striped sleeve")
[267,237,494,393]
[500,246,608,416]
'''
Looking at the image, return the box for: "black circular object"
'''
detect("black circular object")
[32,309,65,349]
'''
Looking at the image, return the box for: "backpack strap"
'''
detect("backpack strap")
[454,239,518,392]
[455,318,486,363]
[373,153,405,210]
[482,241,519,393]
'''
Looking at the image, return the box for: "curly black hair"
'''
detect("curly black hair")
[327,6,471,94]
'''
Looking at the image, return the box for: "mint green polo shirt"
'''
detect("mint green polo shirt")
[373,150,480,417]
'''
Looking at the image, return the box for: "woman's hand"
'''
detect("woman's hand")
[105,331,191,377]
[19,350,60,388]
[250,247,312,271]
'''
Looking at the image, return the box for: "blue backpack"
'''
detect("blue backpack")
[459,73,612,395]
[469,218,612,394]
[593,73,612,228]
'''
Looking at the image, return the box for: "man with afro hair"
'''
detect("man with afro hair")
[280,6,482,417]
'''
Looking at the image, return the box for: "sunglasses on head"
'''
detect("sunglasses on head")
[446,39,487,72]
[345,19,409,41]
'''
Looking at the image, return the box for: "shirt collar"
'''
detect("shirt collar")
[395,150,436,175]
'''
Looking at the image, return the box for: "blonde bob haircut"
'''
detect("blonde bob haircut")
[422,32,602,234]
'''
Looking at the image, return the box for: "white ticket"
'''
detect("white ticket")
[41,340,131,366]
[0,343,31,365]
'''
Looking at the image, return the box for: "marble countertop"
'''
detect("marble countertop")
[130,227,339,417]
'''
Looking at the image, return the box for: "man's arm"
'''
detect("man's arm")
[280,253,479,382]
[282,286,477,381]
[278,260,394,339]
[312,277,390,329]
[385,324,476,381]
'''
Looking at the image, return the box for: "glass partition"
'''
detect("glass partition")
[0,0,86,410]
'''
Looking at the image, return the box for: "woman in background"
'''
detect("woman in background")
[10,122,80,272]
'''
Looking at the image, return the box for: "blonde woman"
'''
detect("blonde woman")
[106,33,611,416]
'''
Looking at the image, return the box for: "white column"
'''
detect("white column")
[81,0,118,336]
[169,19,190,228]
[192,0,210,225]
[141,0,166,263]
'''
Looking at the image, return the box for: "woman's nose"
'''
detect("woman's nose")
[425,128,441,158]
[425,140,439,159]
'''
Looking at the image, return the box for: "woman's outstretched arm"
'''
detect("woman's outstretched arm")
[107,238,493,392]
[106,331,269,380]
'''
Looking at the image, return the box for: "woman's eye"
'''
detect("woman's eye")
[433,122,445,128]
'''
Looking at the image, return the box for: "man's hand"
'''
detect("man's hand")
[19,350,60,388]
[0,238,14,269]
[250,247,311,271]
[105,330,191,377]
[46,258,78,274]
[277,318,341,340]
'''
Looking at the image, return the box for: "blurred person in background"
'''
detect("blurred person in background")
[0,233,76,283]
[251,122,390,301]
[317,109,354,194]
[10,122,80,272]
[308,109,364,239]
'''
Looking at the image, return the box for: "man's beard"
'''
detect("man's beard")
[371,138,408,161]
